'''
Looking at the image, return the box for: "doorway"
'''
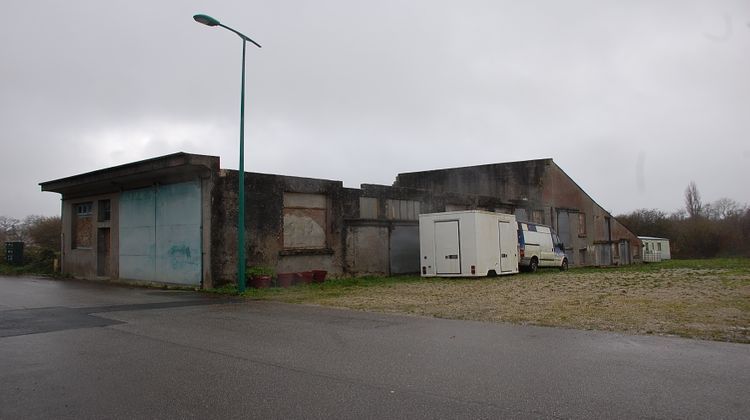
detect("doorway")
[97,228,111,277]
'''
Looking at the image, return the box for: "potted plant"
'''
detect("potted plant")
[246,266,274,289]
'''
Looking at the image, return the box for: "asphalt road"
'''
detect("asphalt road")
[1,275,748,419]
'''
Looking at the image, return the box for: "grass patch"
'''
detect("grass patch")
[0,261,59,277]
[215,259,750,343]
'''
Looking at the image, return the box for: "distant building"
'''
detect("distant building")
[41,153,641,288]
[638,236,671,262]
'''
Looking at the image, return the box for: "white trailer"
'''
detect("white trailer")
[638,236,671,262]
[419,210,519,277]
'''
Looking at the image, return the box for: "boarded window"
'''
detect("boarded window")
[283,193,327,249]
[73,202,93,249]
[577,213,587,236]
[385,199,420,220]
[359,197,379,219]
[532,210,544,224]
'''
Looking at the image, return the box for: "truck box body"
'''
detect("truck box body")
[419,210,519,277]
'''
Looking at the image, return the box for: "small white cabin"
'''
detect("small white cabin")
[419,210,519,277]
[638,236,671,262]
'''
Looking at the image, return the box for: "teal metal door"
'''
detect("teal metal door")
[119,187,156,281]
[155,182,202,285]
[119,181,202,285]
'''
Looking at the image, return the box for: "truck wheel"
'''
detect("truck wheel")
[560,258,569,271]
[529,257,539,273]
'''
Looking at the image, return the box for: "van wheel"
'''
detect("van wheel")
[529,257,539,273]
[560,258,569,271]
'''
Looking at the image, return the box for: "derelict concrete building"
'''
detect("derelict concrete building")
[41,153,640,288]
[395,159,642,268]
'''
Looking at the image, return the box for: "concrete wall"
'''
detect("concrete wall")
[211,170,346,285]
[395,159,641,266]
[211,171,523,284]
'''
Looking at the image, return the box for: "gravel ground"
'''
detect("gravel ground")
[261,266,750,343]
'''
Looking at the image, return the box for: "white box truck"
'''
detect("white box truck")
[419,210,519,277]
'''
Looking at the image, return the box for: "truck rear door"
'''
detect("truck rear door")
[434,220,461,275]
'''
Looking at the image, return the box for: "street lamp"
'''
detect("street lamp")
[194,13,261,293]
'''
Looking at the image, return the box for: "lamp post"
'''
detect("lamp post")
[194,14,261,293]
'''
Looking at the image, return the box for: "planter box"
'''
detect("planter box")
[248,275,272,289]
[312,270,327,283]
[276,273,296,288]
[297,271,314,284]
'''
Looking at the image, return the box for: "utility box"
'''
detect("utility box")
[5,241,24,266]
[419,210,519,277]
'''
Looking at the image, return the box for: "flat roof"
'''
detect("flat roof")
[40,152,219,198]
[638,236,670,241]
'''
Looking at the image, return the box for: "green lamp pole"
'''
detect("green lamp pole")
[194,14,261,293]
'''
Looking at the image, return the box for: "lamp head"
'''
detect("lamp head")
[193,14,220,27]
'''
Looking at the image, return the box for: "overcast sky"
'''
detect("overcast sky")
[2,0,749,219]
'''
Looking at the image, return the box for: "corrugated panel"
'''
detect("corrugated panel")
[386,199,420,220]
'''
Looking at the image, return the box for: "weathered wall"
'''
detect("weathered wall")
[542,164,641,265]
[395,159,641,266]
[394,160,548,206]
[50,152,641,289]
[212,171,522,282]
[212,170,347,285]
[61,193,119,279]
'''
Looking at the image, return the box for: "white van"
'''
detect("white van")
[517,222,568,272]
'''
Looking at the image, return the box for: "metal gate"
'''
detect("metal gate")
[119,181,202,285]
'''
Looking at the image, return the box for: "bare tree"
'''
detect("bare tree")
[706,198,746,220]
[0,216,22,242]
[684,181,703,218]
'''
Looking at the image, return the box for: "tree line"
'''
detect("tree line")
[0,215,61,271]
[616,182,750,258]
